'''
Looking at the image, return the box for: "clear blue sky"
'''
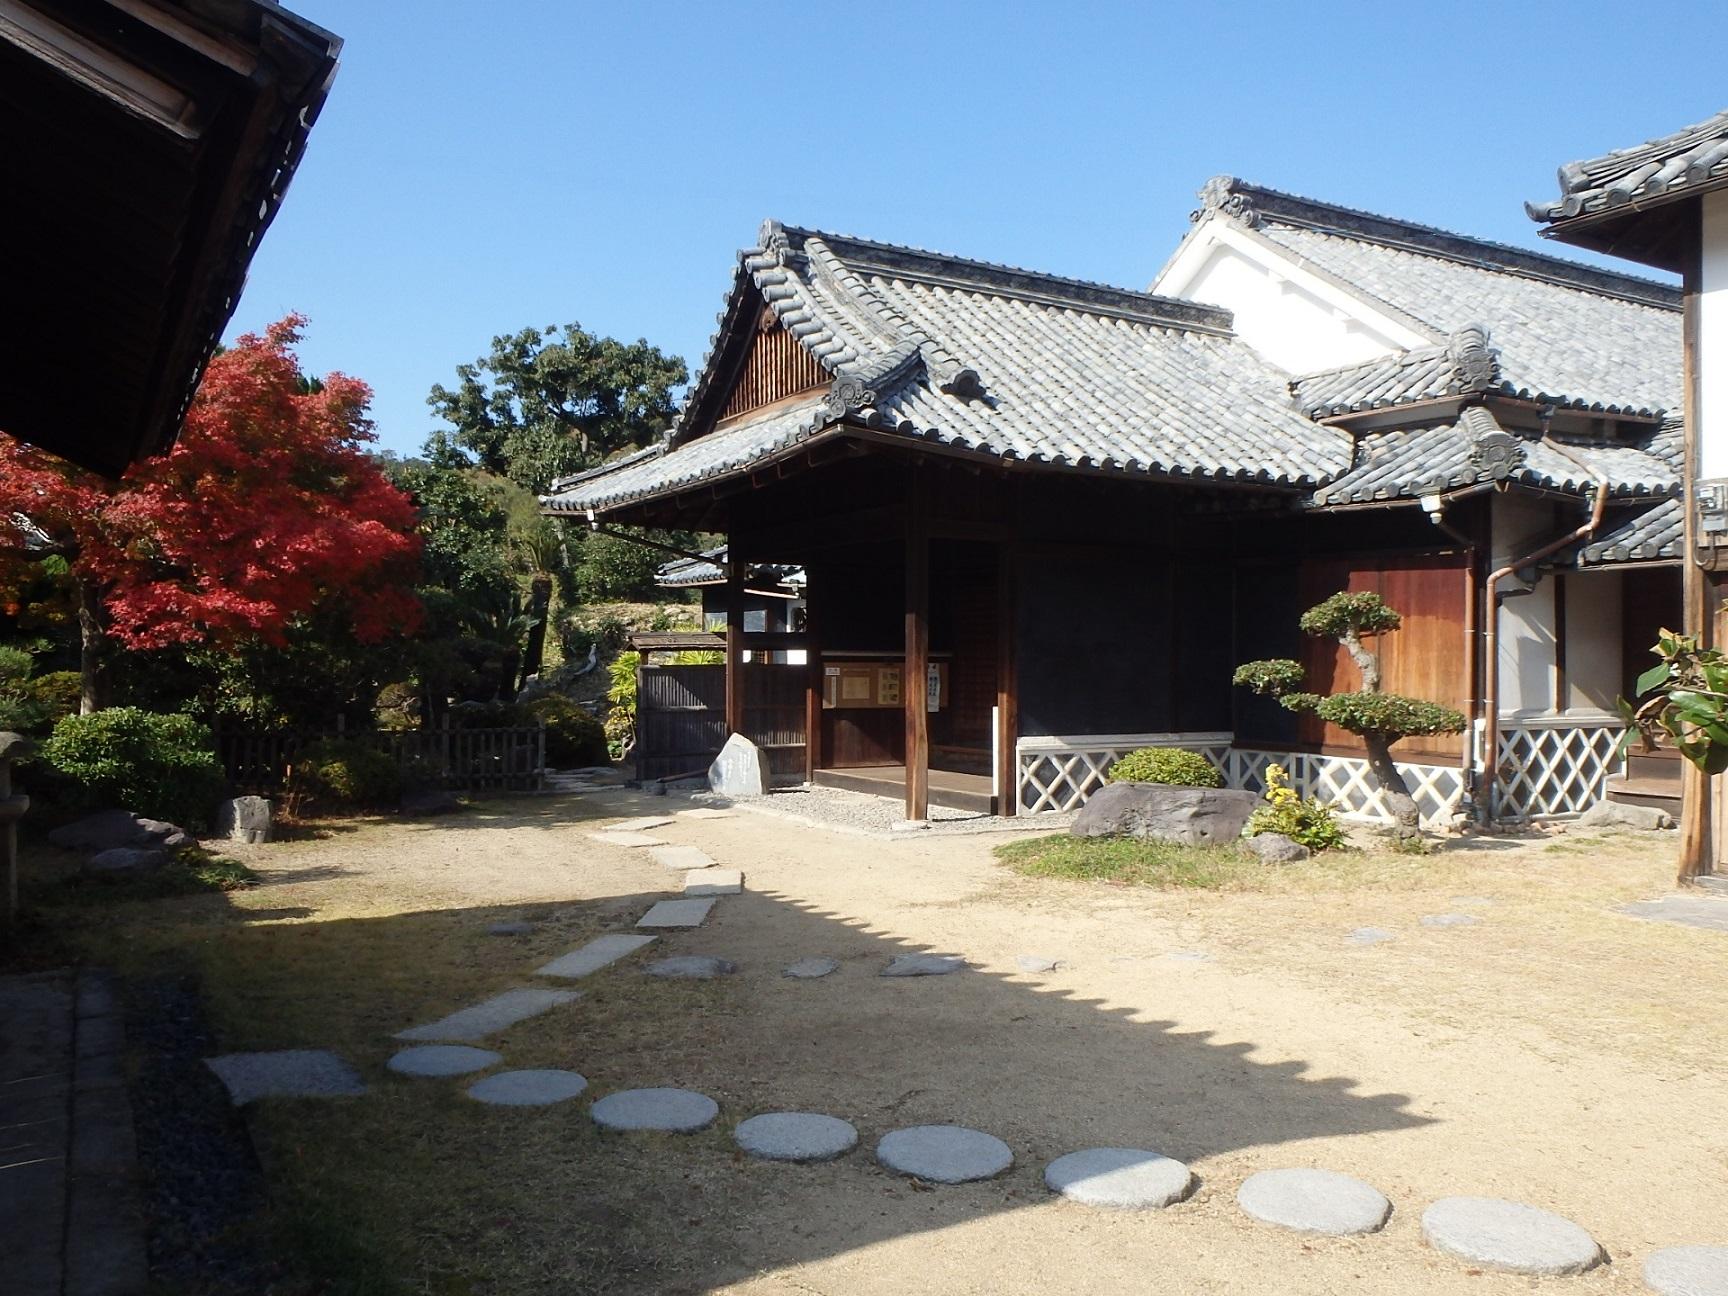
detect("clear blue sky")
[225,0,1728,458]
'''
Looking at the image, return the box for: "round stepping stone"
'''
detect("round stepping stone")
[783,957,839,979]
[645,956,736,979]
[1421,913,1480,928]
[590,1087,718,1133]
[1016,955,1061,973]
[487,921,535,936]
[876,1125,1012,1183]
[1044,1147,1193,1209]
[734,1112,858,1163]
[1237,1168,1391,1236]
[1644,1245,1728,1295]
[387,1045,502,1078]
[1422,1196,1603,1275]
[1348,927,1397,945]
[881,954,965,977]
[467,1069,589,1106]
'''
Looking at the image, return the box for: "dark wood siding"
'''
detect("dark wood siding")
[721,309,828,422]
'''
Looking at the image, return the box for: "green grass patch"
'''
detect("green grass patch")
[30,847,258,908]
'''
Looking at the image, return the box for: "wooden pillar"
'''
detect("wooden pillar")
[904,473,930,821]
[803,566,822,783]
[725,550,746,739]
[995,541,1018,816]
[1680,249,1712,882]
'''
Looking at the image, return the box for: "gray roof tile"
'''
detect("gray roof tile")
[1577,498,1683,566]
[1528,109,1728,223]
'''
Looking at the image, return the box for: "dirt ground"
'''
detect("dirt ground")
[73,790,1728,1295]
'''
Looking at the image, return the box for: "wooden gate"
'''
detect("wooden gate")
[635,661,806,784]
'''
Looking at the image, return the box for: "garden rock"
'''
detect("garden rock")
[1643,1244,1728,1295]
[467,1069,589,1106]
[783,957,839,979]
[881,954,965,977]
[214,796,272,844]
[400,788,461,817]
[708,733,770,799]
[1236,1168,1391,1235]
[1044,1147,1194,1209]
[204,1049,366,1105]
[590,1087,718,1132]
[387,1045,502,1077]
[1421,1196,1603,1275]
[1577,799,1673,831]
[83,847,169,878]
[876,1125,1013,1183]
[735,1112,858,1162]
[1070,783,1258,846]
[645,955,735,979]
[1245,832,1310,863]
[51,809,188,854]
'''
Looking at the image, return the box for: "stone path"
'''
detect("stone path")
[1044,1147,1193,1208]
[394,987,581,1042]
[536,933,655,979]
[645,956,735,979]
[204,1049,366,1105]
[877,1124,1013,1183]
[387,1045,501,1077]
[1237,1168,1390,1236]
[467,1069,588,1106]
[1644,1244,1728,1295]
[735,1112,857,1163]
[1620,895,1728,933]
[651,845,717,871]
[612,816,674,832]
[591,1087,718,1132]
[1421,913,1481,928]
[637,898,716,929]
[678,807,734,820]
[1348,927,1398,945]
[684,867,743,896]
[1016,955,1061,973]
[1421,1196,1603,1275]
[881,954,965,977]
[588,831,665,848]
[783,956,839,979]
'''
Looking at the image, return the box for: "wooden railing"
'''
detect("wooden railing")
[216,723,546,794]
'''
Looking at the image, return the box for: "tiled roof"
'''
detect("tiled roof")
[1528,110,1728,223]
[547,222,1353,513]
[656,549,803,588]
[1194,178,1681,418]
[1577,498,1683,566]
[1313,407,1679,507]
[1293,325,1495,417]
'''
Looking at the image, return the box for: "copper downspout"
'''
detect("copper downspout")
[1481,439,1611,823]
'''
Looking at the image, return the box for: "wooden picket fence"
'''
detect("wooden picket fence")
[215,722,546,794]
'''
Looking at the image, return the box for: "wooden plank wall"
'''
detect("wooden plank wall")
[721,310,828,422]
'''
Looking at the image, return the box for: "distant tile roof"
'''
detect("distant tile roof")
[1192,178,1681,418]
[1293,325,1496,417]
[545,221,1353,513]
[1576,497,1683,566]
[656,548,803,588]
[1313,408,1679,507]
[1528,110,1728,223]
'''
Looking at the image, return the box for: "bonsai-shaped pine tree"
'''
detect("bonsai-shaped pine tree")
[1233,591,1465,843]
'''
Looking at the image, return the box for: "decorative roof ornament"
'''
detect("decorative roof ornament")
[821,376,876,419]
[1192,175,1259,227]
[1467,422,1527,481]
[1447,324,1497,391]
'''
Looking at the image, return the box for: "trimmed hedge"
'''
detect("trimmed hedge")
[1105,747,1222,788]
[42,707,226,829]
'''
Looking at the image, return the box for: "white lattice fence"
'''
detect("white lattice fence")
[1296,752,1464,827]
[1015,733,1232,813]
[1494,720,1624,820]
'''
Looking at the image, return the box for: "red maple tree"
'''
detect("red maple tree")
[0,315,423,708]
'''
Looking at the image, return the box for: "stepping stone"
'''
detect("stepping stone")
[394,987,582,1042]
[637,898,715,929]
[590,1087,718,1132]
[467,1069,589,1106]
[783,957,839,979]
[1644,1245,1728,1295]
[684,867,743,896]
[881,954,965,977]
[1016,956,1062,973]
[679,807,734,820]
[651,845,717,871]
[645,955,736,979]
[877,1125,1012,1184]
[1044,1147,1194,1209]
[1166,949,1213,962]
[537,933,656,979]
[204,1049,366,1105]
[735,1112,858,1163]
[1422,1196,1603,1275]
[1422,913,1481,928]
[1237,1168,1391,1236]
[1451,896,1496,908]
[1621,896,1728,934]
[612,816,674,832]
[589,831,665,848]
[387,1044,502,1077]
[1348,927,1398,945]
[487,921,535,936]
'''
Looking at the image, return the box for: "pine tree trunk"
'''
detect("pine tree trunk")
[76,579,109,714]
[1362,734,1422,843]
[519,572,552,692]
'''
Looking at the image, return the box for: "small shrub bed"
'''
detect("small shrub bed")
[41,707,226,829]
[291,739,402,809]
[1243,764,1348,851]
[1105,747,1221,788]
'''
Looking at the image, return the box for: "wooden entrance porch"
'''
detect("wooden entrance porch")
[813,765,996,816]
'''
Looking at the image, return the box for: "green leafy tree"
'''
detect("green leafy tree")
[1234,592,1464,843]
[427,324,687,494]
[1620,630,1728,774]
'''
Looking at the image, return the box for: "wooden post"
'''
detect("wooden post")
[803,566,822,784]
[0,734,35,926]
[904,473,930,821]
[995,541,1018,816]
[725,550,746,738]
[1680,247,1711,883]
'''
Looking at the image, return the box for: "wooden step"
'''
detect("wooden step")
[1604,775,1683,812]
[1625,750,1683,784]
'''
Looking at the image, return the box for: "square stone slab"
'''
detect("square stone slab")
[612,816,674,832]
[684,868,743,896]
[589,831,665,848]
[394,987,582,1042]
[204,1049,366,1105]
[1620,896,1728,933]
[678,807,733,820]
[536,934,656,979]
[637,898,716,929]
[650,845,717,871]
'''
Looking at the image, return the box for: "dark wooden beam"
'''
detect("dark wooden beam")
[804,566,822,784]
[1680,231,1711,883]
[995,540,1018,817]
[725,549,746,738]
[904,469,930,821]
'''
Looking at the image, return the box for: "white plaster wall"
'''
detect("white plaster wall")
[1491,493,1560,716]
[1702,188,1728,478]
[1561,570,1623,713]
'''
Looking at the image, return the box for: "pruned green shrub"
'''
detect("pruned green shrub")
[1105,747,1222,788]
[42,707,226,828]
[292,738,402,809]
[522,693,608,767]
[1244,763,1348,852]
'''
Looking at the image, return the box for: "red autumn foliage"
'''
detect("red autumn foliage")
[0,315,422,649]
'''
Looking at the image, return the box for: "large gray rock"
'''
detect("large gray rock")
[708,733,770,799]
[876,1125,1013,1184]
[83,847,169,878]
[1237,1168,1391,1235]
[1070,783,1258,846]
[214,796,272,844]
[1044,1147,1194,1208]
[1245,832,1310,862]
[1577,799,1674,831]
[1643,1244,1728,1295]
[1422,1196,1603,1275]
[51,810,189,854]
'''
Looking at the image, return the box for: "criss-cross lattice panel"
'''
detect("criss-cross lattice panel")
[1016,734,1232,814]
[1223,748,1286,798]
[1495,723,1624,819]
[1299,753,1464,827]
